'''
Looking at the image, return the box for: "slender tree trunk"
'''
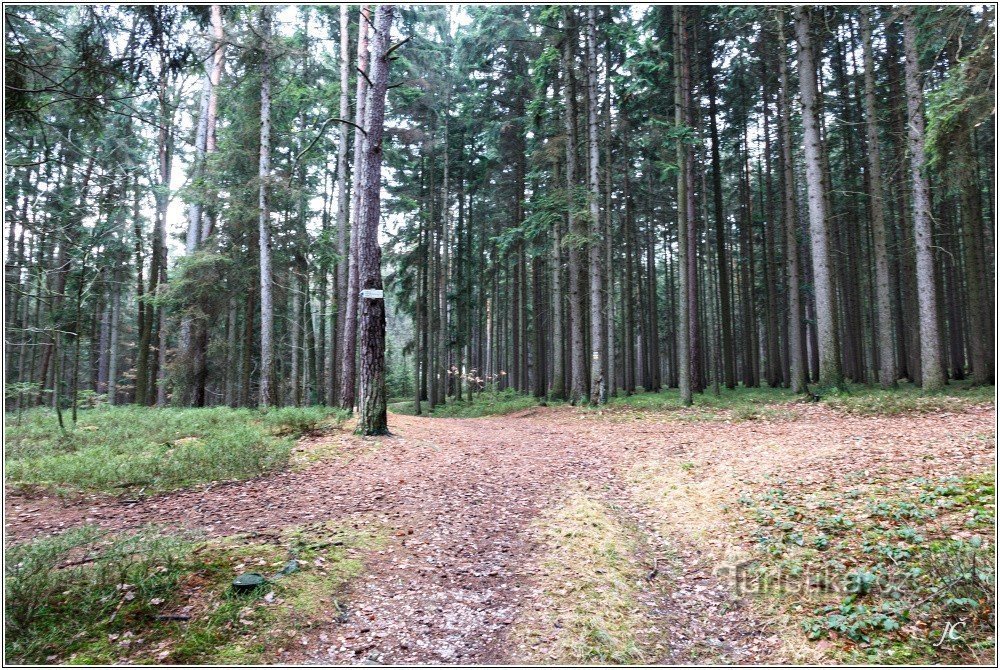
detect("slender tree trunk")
[585,7,605,404]
[340,6,371,410]
[859,8,896,389]
[356,4,394,435]
[706,32,735,390]
[956,124,989,385]
[795,7,842,388]
[290,268,301,405]
[325,8,349,404]
[564,10,587,405]
[550,161,566,400]
[777,14,806,393]
[107,272,121,404]
[440,111,451,401]
[257,6,276,406]
[603,29,616,397]
[96,275,111,394]
[902,7,945,391]
[674,7,692,405]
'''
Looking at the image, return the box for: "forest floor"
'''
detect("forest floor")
[5,392,996,665]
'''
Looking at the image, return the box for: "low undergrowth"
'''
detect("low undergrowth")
[5,405,349,494]
[598,382,993,422]
[509,486,651,664]
[4,521,378,664]
[393,384,993,422]
[739,472,995,663]
[392,389,551,419]
[600,385,800,422]
[820,382,994,416]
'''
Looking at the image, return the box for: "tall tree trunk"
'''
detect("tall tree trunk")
[550,161,566,400]
[340,6,371,410]
[760,35,781,389]
[860,8,896,389]
[585,7,605,404]
[675,7,692,405]
[330,5,351,405]
[603,28,616,396]
[956,123,989,385]
[706,29,735,390]
[440,112,451,401]
[107,272,121,404]
[563,9,587,405]
[794,7,842,388]
[356,4,394,435]
[777,13,806,393]
[902,7,945,391]
[96,274,111,394]
[257,5,276,406]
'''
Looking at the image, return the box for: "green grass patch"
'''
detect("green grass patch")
[5,405,349,494]
[595,382,994,421]
[738,472,995,663]
[392,389,554,418]
[599,385,799,422]
[820,381,995,416]
[4,521,380,664]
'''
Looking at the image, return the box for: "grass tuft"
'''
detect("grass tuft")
[820,382,994,416]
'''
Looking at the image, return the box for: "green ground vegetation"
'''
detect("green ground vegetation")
[389,388,556,418]
[5,405,349,494]
[392,383,994,421]
[4,521,380,664]
[739,472,995,663]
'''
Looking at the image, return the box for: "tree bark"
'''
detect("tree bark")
[563,9,587,406]
[356,4,394,435]
[329,5,351,406]
[777,13,806,393]
[257,5,276,406]
[902,7,945,391]
[340,6,371,410]
[674,7,692,405]
[859,8,896,389]
[794,7,842,388]
[585,7,605,404]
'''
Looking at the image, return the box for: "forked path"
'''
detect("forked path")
[5,405,995,664]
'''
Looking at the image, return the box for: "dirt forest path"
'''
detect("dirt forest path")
[5,404,996,665]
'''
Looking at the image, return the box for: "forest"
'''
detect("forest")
[3,3,997,666]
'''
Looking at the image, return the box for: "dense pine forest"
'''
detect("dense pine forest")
[4,4,996,423]
[4,5,998,666]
